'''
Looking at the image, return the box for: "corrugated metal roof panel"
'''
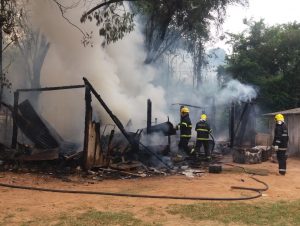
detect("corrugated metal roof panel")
[18,100,59,149]
[263,108,300,116]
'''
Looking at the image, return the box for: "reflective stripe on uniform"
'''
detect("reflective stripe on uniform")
[181,135,191,138]
[181,122,187,127]
[278,148,287,151]
[282,134,288,136]
[197,138,209,140]
[181,122,192,128]
[196,128,208,132]
[279,169,286,172]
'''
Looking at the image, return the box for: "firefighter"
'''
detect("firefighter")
[176,106,192,155]
[195,114,212,160]
[272,113,289,175]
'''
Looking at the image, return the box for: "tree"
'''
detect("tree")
[223,20,300,111]
[0,1,50,108]
[0,0,20,104]
[80,0,248,88]
[15,10,50,107]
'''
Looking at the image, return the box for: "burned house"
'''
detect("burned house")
[0,78,179,172]
[264,108,300,155]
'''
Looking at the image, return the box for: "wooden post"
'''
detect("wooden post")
[211,97,216,133]
[11,91,19,148]
[250,103,256,146]
[167,116,171,153]
[83,84,92,170]
[94,122,101,165]
[229,102,235,148]
[147,99,152,134]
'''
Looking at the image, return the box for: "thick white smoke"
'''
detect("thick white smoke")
[160,48,257,140]
[27,0,167,141]
[5,1,257,144]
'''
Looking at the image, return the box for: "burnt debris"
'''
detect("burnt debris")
[0,78,235,180]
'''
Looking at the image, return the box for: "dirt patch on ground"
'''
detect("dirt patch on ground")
[0,157,300,225]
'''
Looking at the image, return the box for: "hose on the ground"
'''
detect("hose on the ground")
[0,173,268,201]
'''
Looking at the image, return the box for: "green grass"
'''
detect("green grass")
[12,201,300,226]
[56,210,142,226]
[20,209,160,226]
[167,200,300,225]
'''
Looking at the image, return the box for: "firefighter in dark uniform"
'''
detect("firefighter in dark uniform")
[176,107,192,155]
[195,114,212,160]
[272,113,289,175]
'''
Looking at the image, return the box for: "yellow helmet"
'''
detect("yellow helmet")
[200,114,207,120]
[274,114,284,122]
[180,107,189,113]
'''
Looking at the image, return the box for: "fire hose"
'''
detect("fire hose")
[210,133,215,155]
[0,167,268,201]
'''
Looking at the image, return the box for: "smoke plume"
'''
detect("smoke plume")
[5,1,257,144]
[26,0,167,141]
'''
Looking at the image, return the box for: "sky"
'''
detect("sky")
[213,0,300,50]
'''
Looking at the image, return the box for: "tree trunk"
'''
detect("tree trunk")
[17,30,50,108]
[0,0,4,107]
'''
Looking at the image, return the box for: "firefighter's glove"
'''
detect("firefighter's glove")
[272,145,279,151]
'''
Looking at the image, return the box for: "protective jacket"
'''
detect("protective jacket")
[195,120,212,140]
[272,122,289,150]
[177,114,192,138]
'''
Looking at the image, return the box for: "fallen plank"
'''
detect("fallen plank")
[16,148,59,161]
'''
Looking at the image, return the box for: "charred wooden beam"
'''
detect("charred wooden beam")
[83,77,134,147]
[146,121,176,136]
[167,117,171,153]
[147,99,152,134]
[83,77,172,169]
[83,85,92,170]
[171,103,203,109]
[17,85,85,92]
